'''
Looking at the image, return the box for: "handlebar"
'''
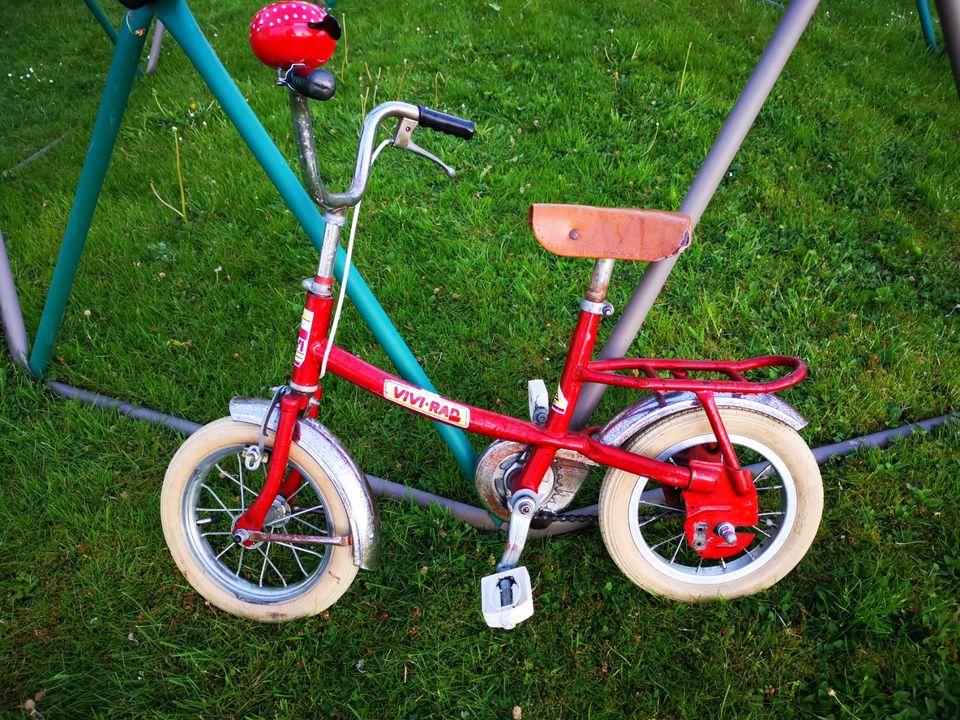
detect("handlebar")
[417,105,476,140]
[288,93,474,212]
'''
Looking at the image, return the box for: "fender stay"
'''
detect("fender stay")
[229,397,380,570]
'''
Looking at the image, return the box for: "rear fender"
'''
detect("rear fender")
[594,391,808,450]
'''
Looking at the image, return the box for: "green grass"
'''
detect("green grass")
[1,0,959,717]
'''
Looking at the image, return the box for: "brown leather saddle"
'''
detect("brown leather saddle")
[529,204,693,262]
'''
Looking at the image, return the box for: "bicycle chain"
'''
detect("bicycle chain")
[533,510,675,526]
[534,510,598,526]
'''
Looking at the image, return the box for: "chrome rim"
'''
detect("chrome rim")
[627,432,798,585]
[182,445,335,604]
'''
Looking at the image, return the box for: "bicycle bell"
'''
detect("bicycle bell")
[249,2,341,71]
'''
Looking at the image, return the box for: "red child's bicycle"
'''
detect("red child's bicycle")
[160,7,823,627]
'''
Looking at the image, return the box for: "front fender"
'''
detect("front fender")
[594,391,808,450]
[229,397,380,571]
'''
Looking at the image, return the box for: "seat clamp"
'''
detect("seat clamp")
[580,299,615,317]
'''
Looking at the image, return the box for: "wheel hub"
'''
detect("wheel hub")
[681,447,757,559]
[263,496,292,528]
[232,496,291,548]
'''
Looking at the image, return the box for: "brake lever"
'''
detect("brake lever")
[392,119,456,178]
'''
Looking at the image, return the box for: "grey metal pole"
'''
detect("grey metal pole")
[44,376,596,535]
[45,377,593,534]
[365,475,501,531]
[0,231,30,372]
[146,21,165,75]
[4,136,64,177]
[572,0,821,428]
[935,0,960,100]
[366,474,597,536]
[811,412,958,464]
[28,377,960,535]
[47,381,203,435]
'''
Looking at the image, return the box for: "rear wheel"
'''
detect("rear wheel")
[161,418,358,621]
[598,408,822,601]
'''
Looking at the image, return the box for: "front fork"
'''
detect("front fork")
[232,391,309,536]
[233,275,334,539]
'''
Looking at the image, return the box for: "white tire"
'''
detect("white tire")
[599,408,823,601]
[161,418,359,621]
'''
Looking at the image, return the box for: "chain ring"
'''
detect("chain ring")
[476,440,591,522]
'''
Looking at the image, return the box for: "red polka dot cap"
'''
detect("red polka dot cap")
[250,2,341,71]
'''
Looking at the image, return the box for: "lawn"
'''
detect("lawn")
[1,0,958,718]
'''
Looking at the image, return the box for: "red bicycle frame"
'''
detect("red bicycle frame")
[233,262,807,536]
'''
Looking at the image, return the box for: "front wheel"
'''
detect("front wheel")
[598,407,823,601]
[161,418,359,621]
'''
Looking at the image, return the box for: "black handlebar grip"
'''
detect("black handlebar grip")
[287,69,337,102]
[417,106,475,140]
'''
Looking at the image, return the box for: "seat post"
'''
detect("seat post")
[587,258,615,303]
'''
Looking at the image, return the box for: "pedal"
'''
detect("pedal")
[527,379,549,425]
[481,566,534,629]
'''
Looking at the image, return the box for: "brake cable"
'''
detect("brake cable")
[319,137,393,378]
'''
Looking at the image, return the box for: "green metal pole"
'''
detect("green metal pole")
[29,6,153,377]
[917,0,939,52]
[82,0,119,45]
[154,0,477,475]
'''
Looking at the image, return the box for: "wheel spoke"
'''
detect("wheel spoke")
[639,500,682,513]
[271,503,325,524]
[256,544,287,587]
[215,542,235,560]
[669,534,685,564]
[214,463,244,491]
[649,532,685,552]
[755,485,784,492]
[637,511,673,529]
[288,545,309,577]
[201,531,233,538]
[235,546,245,577]
[753,463,774,483]
[759,511,785,517]
[751,525,772,538]
[289,515,326,534]
[200,484,234,517]
[196,507,243,514]
[275,541,327,560]
[236,455,247,510]
[286,482,306,502]
[259,544,270,586]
